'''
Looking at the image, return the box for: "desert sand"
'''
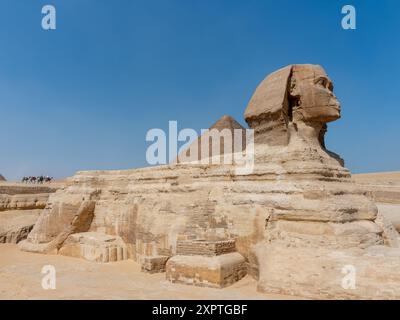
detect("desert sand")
[0,244,296,300]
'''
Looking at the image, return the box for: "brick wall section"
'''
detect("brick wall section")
[176,239,236,256]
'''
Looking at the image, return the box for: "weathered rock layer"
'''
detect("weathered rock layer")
[0,183,60,244]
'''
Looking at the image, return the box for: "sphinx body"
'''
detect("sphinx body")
[19,64,400,298]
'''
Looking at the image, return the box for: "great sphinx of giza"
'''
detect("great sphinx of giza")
[19,64,400,298]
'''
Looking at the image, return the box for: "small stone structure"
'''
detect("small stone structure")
[167,239,246,288]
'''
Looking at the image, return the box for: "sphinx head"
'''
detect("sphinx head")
[244,64,341,146]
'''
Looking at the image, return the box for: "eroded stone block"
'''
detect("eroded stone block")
[58,232,128,263]
[166,252,247,288]
[140,255,170,273]
[176,239,236,257]
[0,210,41,244]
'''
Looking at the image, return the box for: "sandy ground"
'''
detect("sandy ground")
[0,244,297,300]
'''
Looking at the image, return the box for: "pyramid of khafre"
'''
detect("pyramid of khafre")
[173,115,247,163]
[0,174,6,181]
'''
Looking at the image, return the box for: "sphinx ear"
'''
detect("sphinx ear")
[244,65,293,125]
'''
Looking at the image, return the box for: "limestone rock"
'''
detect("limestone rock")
[19,200,96,253]
[0,174,6,181]
[140,255,170,273]
[0,183,61,244]
[255,243,400,299]
[245,65,342,159]
[375,211,400,247]
[376,203,400,232]
[176,239,236,257]
[0,184,59,195]
[0,193,49,211]
[0,184,58,211]
[58,232,128,262]
[166,253,247,288]
[166,239,246,287]
[0,210,41,243]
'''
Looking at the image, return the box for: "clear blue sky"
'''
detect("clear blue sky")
[0,0,399,180]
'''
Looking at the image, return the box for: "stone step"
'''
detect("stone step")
[166,252,247,288]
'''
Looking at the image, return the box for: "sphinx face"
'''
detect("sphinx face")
[291,65,341,123]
